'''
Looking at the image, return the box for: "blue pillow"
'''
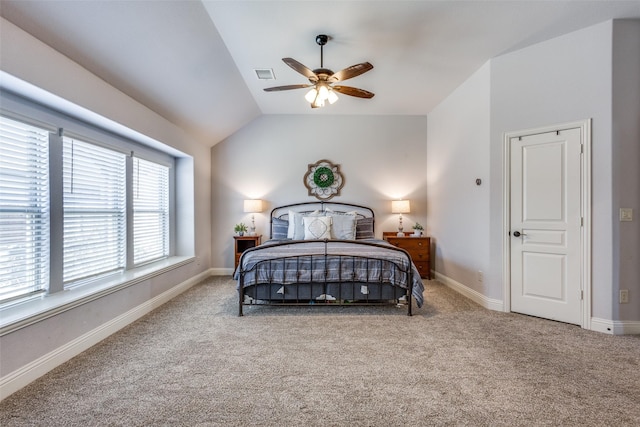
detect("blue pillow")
[271,217,289,240]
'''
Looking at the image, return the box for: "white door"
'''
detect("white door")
[510,128,582,325]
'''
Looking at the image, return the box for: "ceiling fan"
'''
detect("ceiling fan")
[264,34,374,108]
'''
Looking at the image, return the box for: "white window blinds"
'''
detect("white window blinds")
[133,157,169,265]
[0,116,50,300]
[63,137,126,284]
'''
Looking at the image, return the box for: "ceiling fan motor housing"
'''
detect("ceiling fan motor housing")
[311,68,334,81]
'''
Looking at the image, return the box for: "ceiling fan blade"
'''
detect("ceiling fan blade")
[282,58,318,82]
[264,84,313,92]
[332,85,375,99]
[329,62,373,82]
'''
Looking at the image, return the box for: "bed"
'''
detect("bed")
[234,202,424,316]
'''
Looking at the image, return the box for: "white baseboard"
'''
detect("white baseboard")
[591,317,640,335]
[590,318,615,334]
[0,269,211,401]
[210,267,234,276]
[432,271,504,311]
[431,272,640,336]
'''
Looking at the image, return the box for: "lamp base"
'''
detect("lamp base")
[396,232,405,237]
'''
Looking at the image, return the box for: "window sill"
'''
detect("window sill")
[0,256,195,336]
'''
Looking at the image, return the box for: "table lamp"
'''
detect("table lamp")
[243,199,264,236]
[391,200,410,237]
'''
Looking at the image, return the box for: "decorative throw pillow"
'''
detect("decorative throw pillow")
[303,216,332,240]
[287,210,322,240]
[327,212,357,240]
[355,217,375,239]
[271,217,289,240]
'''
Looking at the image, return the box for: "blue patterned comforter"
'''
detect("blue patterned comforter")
[234,239,424,307]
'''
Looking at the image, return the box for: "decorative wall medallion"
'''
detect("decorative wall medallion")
[303,159,344,200]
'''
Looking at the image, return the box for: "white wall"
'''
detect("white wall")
[612,20,640,321]
[426,62,491,294]
[490,20,614,320]
[427,20,640,327]
[211,114,428,269]
[0,18,212,390]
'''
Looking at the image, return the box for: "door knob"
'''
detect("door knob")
[513,231,527,237]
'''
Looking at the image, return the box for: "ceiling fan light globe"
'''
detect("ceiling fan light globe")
[327,90,339,104]
[317,84,329,101]
[305,88,318,103]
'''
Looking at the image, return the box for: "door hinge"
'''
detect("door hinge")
[581,290,584,300]
[581,217,584,227]
[581,144,584,154]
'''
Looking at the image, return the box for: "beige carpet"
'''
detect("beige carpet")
[1,277,639,426]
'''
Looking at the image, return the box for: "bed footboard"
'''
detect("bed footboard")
[236,239,419,316]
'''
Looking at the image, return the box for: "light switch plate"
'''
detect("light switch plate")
[620,208,633,222]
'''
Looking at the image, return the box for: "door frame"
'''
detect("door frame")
[502,119,592,329]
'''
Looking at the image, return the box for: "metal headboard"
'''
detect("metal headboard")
[269,201,375,239]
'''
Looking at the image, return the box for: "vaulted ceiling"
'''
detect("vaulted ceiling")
[2,1,639,146]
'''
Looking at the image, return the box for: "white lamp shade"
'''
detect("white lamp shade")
[305,88,317,103]
[318,84,329,100]
[391,200,410,214]
[243,199,264,213]
[327,89,339,104]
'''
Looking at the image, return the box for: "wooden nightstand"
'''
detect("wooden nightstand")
[234,235,262,269]
[383,232,431,279]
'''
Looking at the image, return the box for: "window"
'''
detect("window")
[133,157,169,265]
[63,137,126,284]
[0,110,176,304]
[0,116,50,300]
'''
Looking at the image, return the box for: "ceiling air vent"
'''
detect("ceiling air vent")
[254,68,275,80]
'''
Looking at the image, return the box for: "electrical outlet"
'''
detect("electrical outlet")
[619,289,629,304]
[477,270,483,283]
[620,208,633,222]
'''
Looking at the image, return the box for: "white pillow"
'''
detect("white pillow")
[303,216,332,240]
[287,210,303,239]
[287,210,322,240]
[327,212,357,239]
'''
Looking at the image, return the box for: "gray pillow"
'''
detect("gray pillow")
[327,212,357,239]
[355,217,375,239]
